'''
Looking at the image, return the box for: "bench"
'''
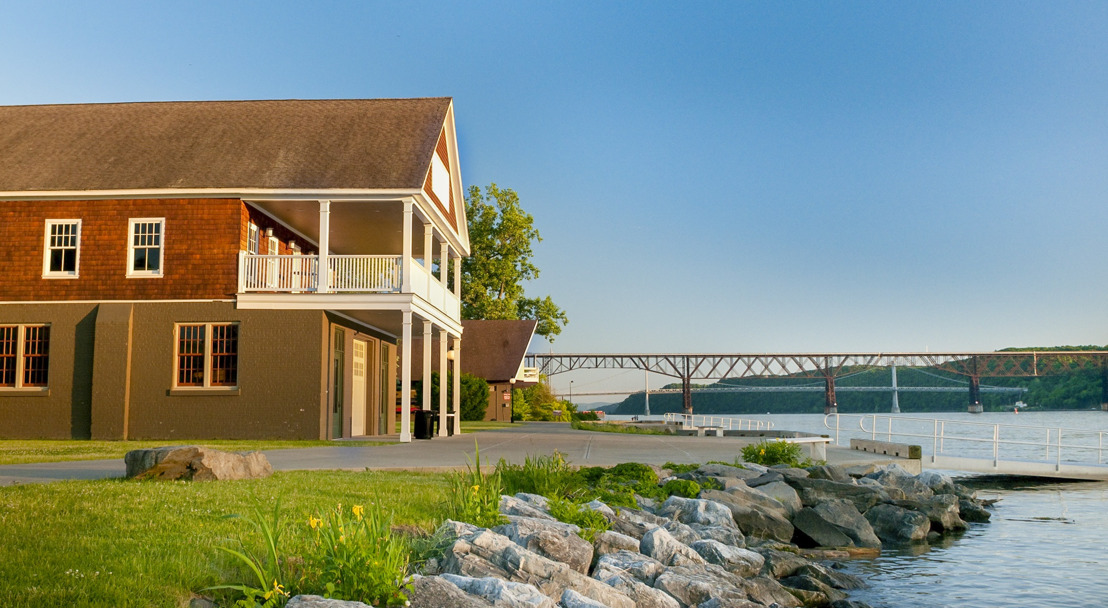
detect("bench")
[695,426,725,437]
[779,436,834,460]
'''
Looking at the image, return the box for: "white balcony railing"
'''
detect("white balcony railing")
[239,253,400,293]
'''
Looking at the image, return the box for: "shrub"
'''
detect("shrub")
[663,462,699,475]
[207,501,292,608]
[608,462,659,488]
[662,479,701,499]
[447,441,506,528]
[546,498,611,542]
[416,372,489,421]
[496,451,583,499]
[741,440,806,467]
[571,411,600,421]
[303,504,412,606]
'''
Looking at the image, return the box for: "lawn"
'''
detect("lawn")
[0,470,452,607]
[0,440,391,466]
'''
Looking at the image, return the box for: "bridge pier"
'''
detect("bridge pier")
[682,375,693,415]
[968,375,983,414]
[824,377,838,415]
[1101,367,1107,412]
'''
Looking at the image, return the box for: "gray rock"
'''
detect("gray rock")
[652,564,750,607]
[124,446,272,481]
[894,494,967,532]
[640,526,707,567]
[722,481,793,516]
[609,507,669,540]
[740,575,805,608]
[696,463,763,480]
[286,596,370,608]
[583,500,616,521]
[794,563,866,590]
[745,471,785,488]
[599,572,680,608]
[779,574,848,604]
[409,575,494,608]
[831,600,876,608]
[592,530,641,556]
[594,550,666,586]
[661,520,702,545]
[494,516,593,575]
[865,466,934,500]
[864,503,931,544]
[793,499,881,548]
[753,547,810,579]
[785,477,889,512]
[689,539,765,577]
[442,528,634,608]
[699,489,795,543]
[918,470,956,492]
[439,573,555,608]
[693,599,762,608]
[500,495,557,521]
[959,498,992,523]
[688,523,746,547]
[774,466,811,480]
[656,496,738,529]
[514,493,552,511]
[806,464,853,483]
[560,588,608,608]
[754,481,803,517]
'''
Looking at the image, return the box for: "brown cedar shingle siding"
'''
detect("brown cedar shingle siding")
[0,199,241,301]
[0,98,450,192]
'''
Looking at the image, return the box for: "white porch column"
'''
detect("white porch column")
[424,224,434,296]
[452,335,462,435]
[400,311,413,442]
[440,241,449,309]
[438,329,449,437]
[453,254,462,298]
[422,321,432,418]
[318,200,331,293]
[401,201,413,293]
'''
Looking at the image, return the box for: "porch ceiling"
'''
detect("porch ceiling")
[249,199,412,256]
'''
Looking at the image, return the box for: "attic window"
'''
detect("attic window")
[431,150,450,208]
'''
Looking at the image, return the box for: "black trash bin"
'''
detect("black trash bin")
[445,414,456,436]
[414,409,434,440]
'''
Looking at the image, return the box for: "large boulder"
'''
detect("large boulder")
[688,522,746,547]
[640,526,707,567]
[806,465,853,483]
[493,516,593,574]
[699,489,794,543]
[785,477,889,513]
[656,496,737,529]
[894,494,967,533]
[408,576,494,608]
[689,539,765,577]
[594,550,666,586]
[441,528,634,608]
[753,546,811,579]
[124,446,271,481]
[864,504,931,544]
[754,481,803,517]
[864,466,934,500]
[591,530,641,556]
[286,596,371,608]
[792,499,881,549]
[596,572,680,608]
[439,574,555,608]
[959,498,992,523]
[721,481,794,516]
[500,495,556,521]
[695,463,764,481]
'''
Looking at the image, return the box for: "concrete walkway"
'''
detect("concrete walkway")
[0,422,913,486]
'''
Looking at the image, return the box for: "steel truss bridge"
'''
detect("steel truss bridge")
[523,351,1108,415]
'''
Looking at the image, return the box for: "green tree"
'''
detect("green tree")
[463,183,568,341]
[416,371,489,421]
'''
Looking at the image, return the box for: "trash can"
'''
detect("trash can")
[414,409,434,440]
[445,414,456,436]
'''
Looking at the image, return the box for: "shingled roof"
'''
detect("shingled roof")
[412,320,538,383]
[0,98,451,192]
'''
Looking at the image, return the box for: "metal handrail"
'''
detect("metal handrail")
[663,412,774,431]
[823,413,1107,468]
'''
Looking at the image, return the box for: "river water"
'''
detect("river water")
[608,411,1108,607]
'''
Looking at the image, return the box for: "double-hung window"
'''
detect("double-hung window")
[42,220,81,278]
[0,325,50,389]
[128,218,164,277]
[175,323,239,389]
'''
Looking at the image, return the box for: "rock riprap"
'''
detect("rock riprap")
[405,463,993,608]
[124,445,272,481]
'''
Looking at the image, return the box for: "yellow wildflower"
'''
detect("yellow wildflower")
[308,515,323,530]
[353,504,365,520]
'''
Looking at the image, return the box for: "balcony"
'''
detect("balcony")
[238,253,460,319]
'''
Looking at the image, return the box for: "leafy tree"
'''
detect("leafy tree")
[463,183,567,341]
[516,377,574,421]
[416,371,489,421]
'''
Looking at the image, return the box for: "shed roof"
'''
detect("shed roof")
[0,98,451,192]
[411,320,538,384]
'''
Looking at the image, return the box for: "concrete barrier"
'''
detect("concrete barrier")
[850,438,922,460]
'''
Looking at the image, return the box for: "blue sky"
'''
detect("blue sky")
[2,2,1105,392]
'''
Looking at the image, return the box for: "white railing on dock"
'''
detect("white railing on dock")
[664,413,774,431]
[824,413,1108,474]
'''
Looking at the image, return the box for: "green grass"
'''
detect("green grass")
[0,440,390,466]
[0,470,451,607]
[570,420,670,435]
[459,421,513,433]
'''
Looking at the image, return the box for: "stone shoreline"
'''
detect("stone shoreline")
[289,461,993,608]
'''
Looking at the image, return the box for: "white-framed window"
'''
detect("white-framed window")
[42,220,81,278]
[0,324,50,389]
[247,222,260,255]
[174,323,239,389]
[127,218,165,277]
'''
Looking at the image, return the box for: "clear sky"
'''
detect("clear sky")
[2,2,1105,395]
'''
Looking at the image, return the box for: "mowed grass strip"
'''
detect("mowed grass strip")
[0,440,391,466]
[0,470,451,607]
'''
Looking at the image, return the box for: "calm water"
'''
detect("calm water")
[609,411,1108,607]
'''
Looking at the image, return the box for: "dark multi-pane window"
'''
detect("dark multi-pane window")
[176,323,238,388]
[44,220,80,276]
[0,325,50,389]
[129,219,164,276]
